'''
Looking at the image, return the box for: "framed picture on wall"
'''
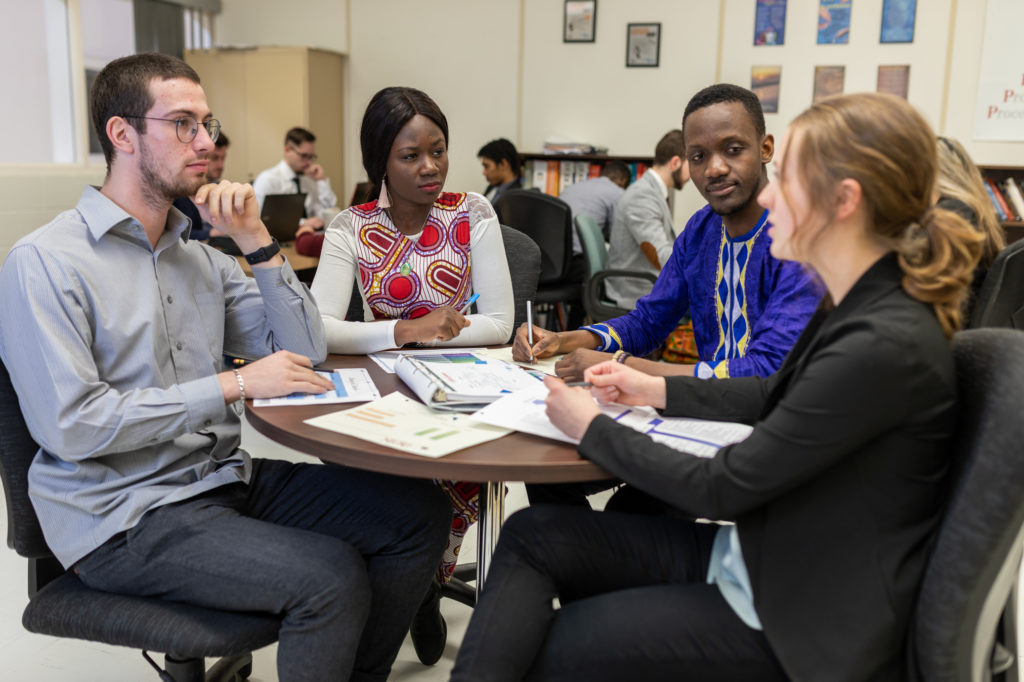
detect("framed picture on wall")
[813,65,845,103]
[754,0,788,46]
[880,0,916,43]
[564,0,596,43]
[752,66,782,113]
[877,65,910,98]
[626,23,661,67]
[817,0,852,45]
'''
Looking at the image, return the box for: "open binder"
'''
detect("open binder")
[394,354,542,412]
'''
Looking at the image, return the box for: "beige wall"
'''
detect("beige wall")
[3,0,1022,254]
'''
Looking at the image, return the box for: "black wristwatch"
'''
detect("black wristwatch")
[243,239,282,265]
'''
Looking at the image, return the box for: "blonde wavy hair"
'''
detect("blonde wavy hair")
[935,135,1005,268]
[787,93,983,336]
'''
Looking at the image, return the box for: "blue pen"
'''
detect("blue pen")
[459,293,480,314]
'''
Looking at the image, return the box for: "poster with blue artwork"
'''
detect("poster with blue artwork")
[754,0,787,46]
[880,0,916,43]
[817,0,852,45]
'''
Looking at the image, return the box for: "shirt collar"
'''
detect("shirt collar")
[646,168,669,200]
[77,186,190,244]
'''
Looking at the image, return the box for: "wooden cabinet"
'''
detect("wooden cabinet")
[185,47,344,192]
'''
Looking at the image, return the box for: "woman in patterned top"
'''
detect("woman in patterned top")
[310,87,514,666]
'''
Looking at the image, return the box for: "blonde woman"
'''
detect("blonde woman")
[452,93,983,682]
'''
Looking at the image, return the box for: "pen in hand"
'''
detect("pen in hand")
[526,300,534,363]
[459,293,480,315]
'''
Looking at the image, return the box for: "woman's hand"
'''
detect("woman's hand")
[544,375,602,441]
[395,307,470,345]
[586,361,667,409]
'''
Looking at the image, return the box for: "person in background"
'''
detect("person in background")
[206,130,229,183]
[253,126,338,234]
[558,160,631,247]
[935,135,1005,317]
[0,53,451,682]
[310,86,515,666]
[452,91,983,682]
[478,137,522,204]
[183,131,231,241]
[603,130,689,309]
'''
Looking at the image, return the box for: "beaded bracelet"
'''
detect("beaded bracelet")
[613,350,632,364]
[233,368,246,403]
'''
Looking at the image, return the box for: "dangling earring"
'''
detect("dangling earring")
[378,176,391,209]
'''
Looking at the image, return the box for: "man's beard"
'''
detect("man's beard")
[139,139,205,211]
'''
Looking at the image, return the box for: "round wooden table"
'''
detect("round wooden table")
[245,352,612,583]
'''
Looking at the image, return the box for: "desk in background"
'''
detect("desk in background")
[245,353,612,584]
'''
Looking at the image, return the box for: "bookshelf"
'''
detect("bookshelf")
[978,165,1024,244]
[519,153,655,197]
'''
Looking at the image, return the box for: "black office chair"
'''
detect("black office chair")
[908,328,1024,682]
[968,238,1024,329]
[575,214,657,322]
[0,360,280,681]
[499,224,542,343]
[495,189,582,331]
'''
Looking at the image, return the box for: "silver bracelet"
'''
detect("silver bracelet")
[233,368,246,404]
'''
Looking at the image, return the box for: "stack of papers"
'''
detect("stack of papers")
[252,369,380,407]
[394,353,543,411]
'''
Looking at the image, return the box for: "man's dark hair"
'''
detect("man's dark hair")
[215,132,230,148]
[601,160,631,185]
[653,130,685,166]
[360,87,449,201]
[90,52,201,169]
[682,83,766,140]
[285,127,316,147]
[477,138,520,178]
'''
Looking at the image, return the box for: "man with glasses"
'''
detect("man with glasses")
[0,52,450,681]
[253,126,339,233]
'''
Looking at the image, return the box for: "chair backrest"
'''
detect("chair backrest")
[910,328,1024,682]
[574,214,608,277]
[969,238,1024,329]
[0,359,52,560]
[495,189,573,285]
[499,225,542,343]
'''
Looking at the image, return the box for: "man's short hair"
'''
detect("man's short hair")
[285,127,316,147]
[215,132,230,148]
[682,83,766,140]
[653,130,685,166]
[90,52,201,168]
[477,138,520,175]
[601,160,631,185]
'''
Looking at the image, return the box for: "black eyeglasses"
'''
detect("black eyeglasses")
[288,145,318,162]
[122,115,221,144]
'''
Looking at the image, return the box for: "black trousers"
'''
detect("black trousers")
[451,505,788,682]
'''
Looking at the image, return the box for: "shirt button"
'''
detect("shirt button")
[166,295,173,304]
[176,342,183,351]
[204,420,212,427]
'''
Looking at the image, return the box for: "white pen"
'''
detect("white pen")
[526,300,534,363]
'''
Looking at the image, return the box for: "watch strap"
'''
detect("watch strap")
[243,238,281,265]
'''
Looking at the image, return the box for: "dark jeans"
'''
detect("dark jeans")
[75,458,451,682]
[451,506,788,682]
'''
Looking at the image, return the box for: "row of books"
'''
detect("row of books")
[983,176,1024,223]
[521,159,649,197]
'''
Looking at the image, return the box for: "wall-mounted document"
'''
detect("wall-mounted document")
[395,353,543,411]
[471,383,753,459]
[304,392,511,457]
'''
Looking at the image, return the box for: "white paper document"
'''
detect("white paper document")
[474,346,561,373]
[395,353,543,411]
[252,369,381,407]
[471,383,753,458]
[368,348,487,373]
[304,392,512,457]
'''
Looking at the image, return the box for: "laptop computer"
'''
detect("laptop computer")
[260,192,307,243]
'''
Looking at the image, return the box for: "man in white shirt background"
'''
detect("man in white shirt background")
[253,126,339,234]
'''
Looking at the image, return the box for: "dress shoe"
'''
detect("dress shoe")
[410,577,447,665]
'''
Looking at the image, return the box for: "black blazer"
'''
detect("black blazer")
[580,254,955,681]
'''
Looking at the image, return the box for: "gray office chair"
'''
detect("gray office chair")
[908,328,1024,681]
[575,214,657,322]
[499,224,542,343]
[0,359,280,681]
[968,238,1024,329]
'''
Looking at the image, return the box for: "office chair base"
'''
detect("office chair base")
[145,651,253,682]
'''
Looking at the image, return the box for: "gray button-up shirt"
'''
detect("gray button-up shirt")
[0,187,326,567]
